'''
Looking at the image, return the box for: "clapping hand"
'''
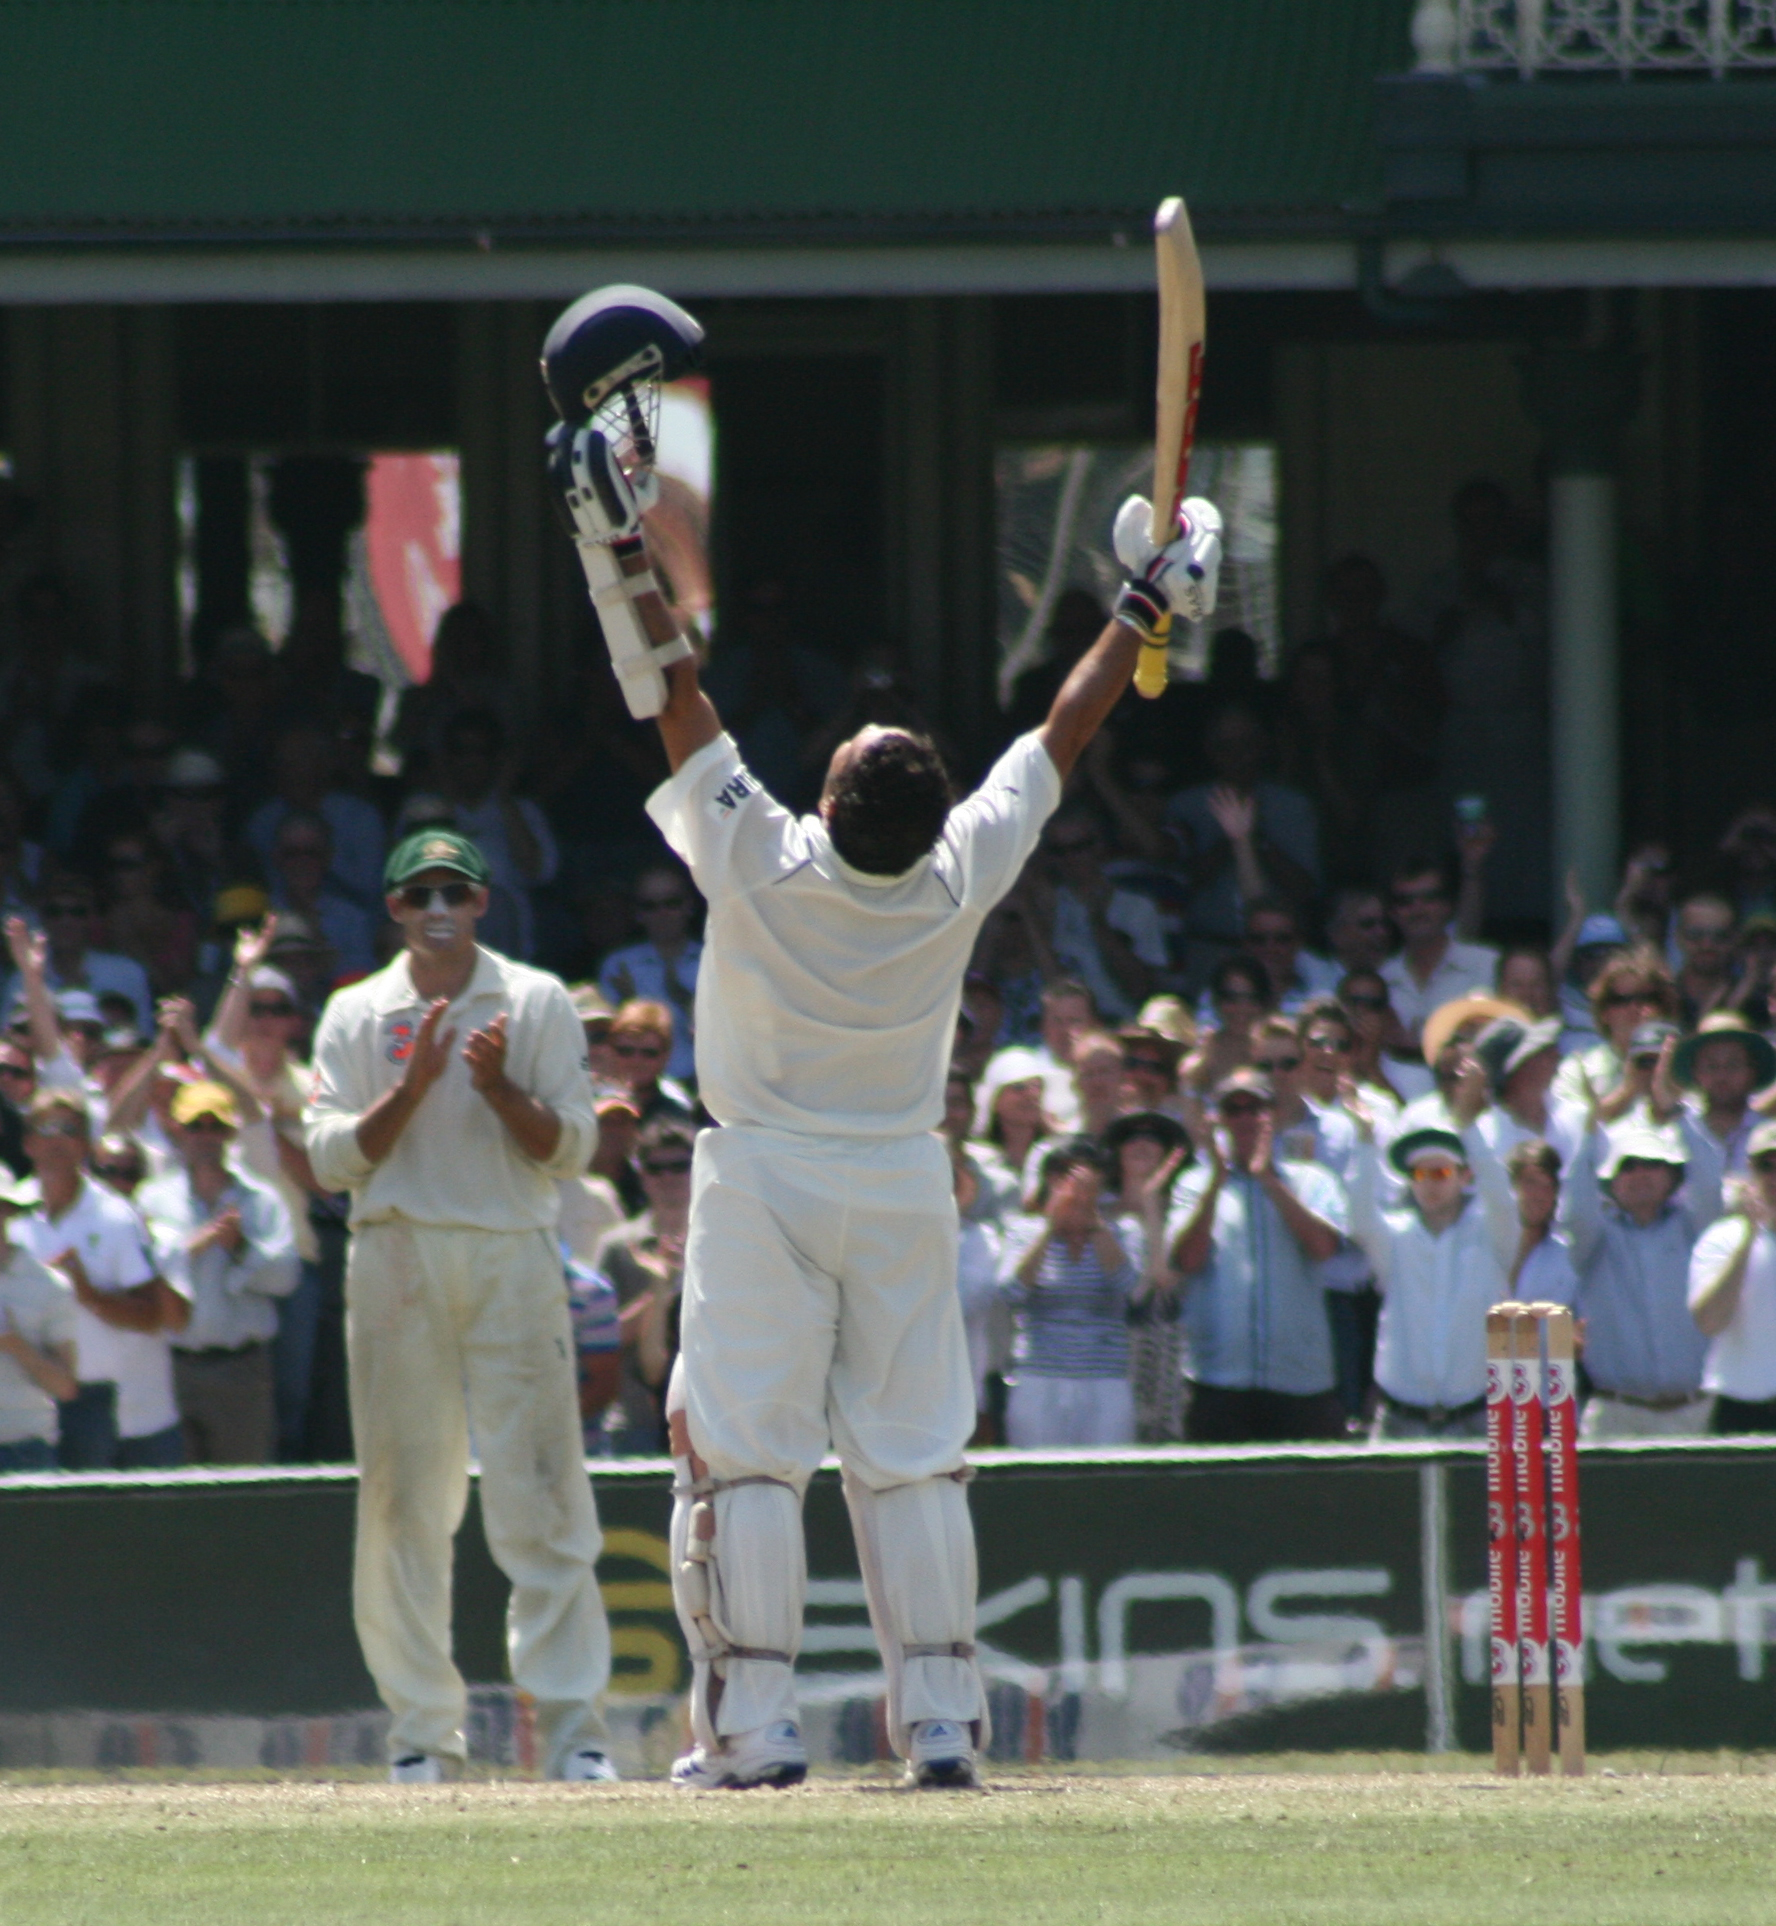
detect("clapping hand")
[404,1000,458,1097]
[462,1011,510,1096]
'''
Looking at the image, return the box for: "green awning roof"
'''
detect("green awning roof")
[0,0,1413,244]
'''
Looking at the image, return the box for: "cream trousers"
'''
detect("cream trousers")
[346,1219,610,1772]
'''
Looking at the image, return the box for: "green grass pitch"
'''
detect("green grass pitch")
[4,1760,1776,1925]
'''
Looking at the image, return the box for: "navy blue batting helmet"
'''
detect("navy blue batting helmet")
[540,285,705,426]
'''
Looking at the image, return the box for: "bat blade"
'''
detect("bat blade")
[1149,196,1205,548]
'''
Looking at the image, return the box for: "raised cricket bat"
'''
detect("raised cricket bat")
[1135,195,1205,700]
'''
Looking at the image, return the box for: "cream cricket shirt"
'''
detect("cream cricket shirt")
[646,730,1062,1139]
[304,946,597,1231]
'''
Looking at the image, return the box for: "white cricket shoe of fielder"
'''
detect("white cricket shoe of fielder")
[559,1747,621,1783]
[389,1752,446,1784]
[904,1719,981,1790]
[670,1720,808,1789]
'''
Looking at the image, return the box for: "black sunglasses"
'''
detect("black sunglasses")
[250,1000,297,1019]
[399,882,475,910]
[93,1162,142,1183]
[640,1157,693,1176]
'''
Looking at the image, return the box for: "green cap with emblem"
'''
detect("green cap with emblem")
[383,829,491,892]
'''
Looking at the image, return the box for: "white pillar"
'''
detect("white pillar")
[1548,473,1620,911]
[1521,343,1639,929]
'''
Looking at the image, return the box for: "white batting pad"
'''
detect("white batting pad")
[843,1468,988,1757]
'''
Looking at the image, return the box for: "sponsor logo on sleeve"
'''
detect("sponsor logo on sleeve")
[712,769,757,816]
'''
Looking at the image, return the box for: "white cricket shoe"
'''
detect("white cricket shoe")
[559,1747,620,1783]
[904,1719,981,1789]
[389,1752,446,1784]
[670,1719,808,1789]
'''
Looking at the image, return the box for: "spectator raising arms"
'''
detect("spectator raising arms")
[998,1138,1146,1449]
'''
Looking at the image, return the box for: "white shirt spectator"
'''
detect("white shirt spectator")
[1381,936,1501,1046]
[138,1161,300,1353]
[18,1177,179,1440]
[1689,1216,1776,1403]
[0,1241,76,1445]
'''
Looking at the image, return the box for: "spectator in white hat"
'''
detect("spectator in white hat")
[1471,1014,1587,1175]
[18,1088,189,1469]
[1672,1013,1775,1201]
[1563,1119,1713,1438]
[1689,1119,1776,1434]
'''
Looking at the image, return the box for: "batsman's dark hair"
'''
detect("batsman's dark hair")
[825,730,952,878]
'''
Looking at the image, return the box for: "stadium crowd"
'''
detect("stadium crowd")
[3,476,1776,1470]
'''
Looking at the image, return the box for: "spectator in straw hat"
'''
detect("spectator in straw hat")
[139,1079,298,1464]
[1689,1119,1776,1434]
[1470,1013,1587,1175]
[1673,1012,1776,1201]
[1393,991,1527,1138]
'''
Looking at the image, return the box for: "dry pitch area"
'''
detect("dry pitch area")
[4,1759,1776,1925]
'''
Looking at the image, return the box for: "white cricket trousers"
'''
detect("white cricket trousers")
[346,1219,611,1773]
[674,1124,986,1755]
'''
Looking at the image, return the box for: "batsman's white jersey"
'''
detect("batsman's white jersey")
[647,729,1062,1757]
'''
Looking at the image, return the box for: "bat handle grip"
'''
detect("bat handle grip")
[1134,619,1171,699]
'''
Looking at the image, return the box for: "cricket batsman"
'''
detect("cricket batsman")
[541,286,1222,1788]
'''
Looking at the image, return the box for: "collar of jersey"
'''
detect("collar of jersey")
[806,817,927,891]
[368,945,504,1014]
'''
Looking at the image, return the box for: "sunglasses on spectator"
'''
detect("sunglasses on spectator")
[640,1157,693,1176]
[1216,988,1262,1006]
[612,1040,666,1060]
[1247,931,1296,948]
[1252,1055,1301,1074]
[1305,1033,1352,1052]
[1680,923,1734,944]
[1754,1155,1776,1175]
[1602,988,1658,1008]
[1409,1160,1462,1183]
[1123,1056,1171,1076]
[27,1120,85,1139]
[250,1000,297,1019]
[399,883,475,910]
[1342,992,1388,1011]
[0,1061,33,1081]
[93,1162,142,1184]
[637,895,688,912]
[1391,886,1447,906]
[182,1116,233,1134]
[1218,1096,1266,1116]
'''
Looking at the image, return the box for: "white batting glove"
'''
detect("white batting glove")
[1112,495,1223,639]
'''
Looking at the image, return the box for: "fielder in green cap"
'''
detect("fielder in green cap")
[382,828,492,893]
